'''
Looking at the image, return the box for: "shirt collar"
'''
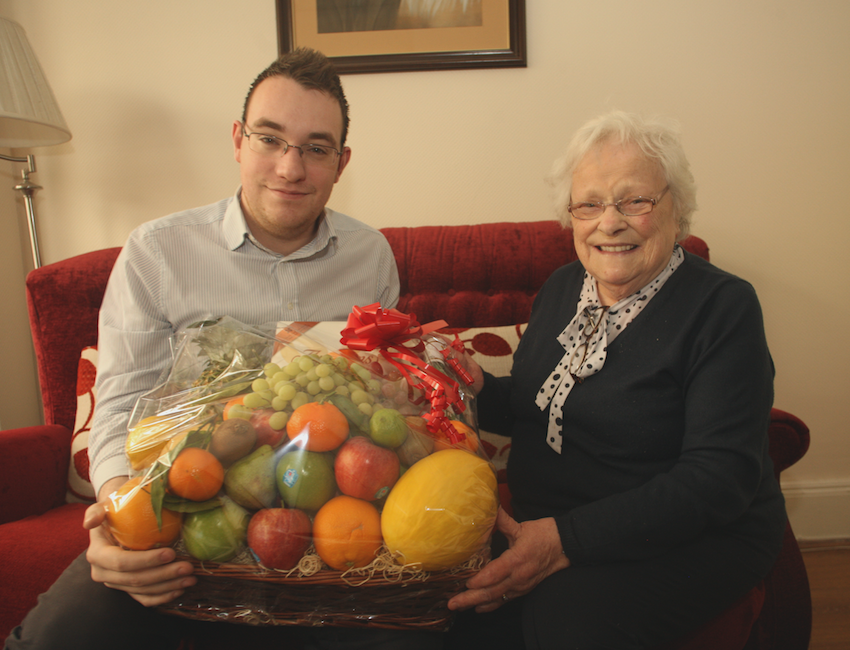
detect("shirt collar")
[222,189,251,251]
[223,187,336,259]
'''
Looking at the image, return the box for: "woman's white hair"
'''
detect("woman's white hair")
[549,111,697,240]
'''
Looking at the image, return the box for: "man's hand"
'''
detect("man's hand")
[84,476,196,607]
[447,508,570,613]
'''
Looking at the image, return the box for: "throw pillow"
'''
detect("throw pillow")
[67,346,98,503]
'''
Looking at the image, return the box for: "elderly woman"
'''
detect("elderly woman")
[446,111,786,649]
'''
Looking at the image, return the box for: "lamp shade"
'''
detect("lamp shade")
[0,17,71,148]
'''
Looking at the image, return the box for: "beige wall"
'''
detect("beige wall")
[2,0,848,538]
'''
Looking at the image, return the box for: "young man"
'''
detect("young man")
[6,49,440,650]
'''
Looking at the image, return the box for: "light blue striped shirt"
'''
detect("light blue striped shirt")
[89,192,399,494]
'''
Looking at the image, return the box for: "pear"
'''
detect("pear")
[396,426,435,468]
[224,444,277,510]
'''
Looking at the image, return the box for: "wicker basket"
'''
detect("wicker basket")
[158,550,484,631]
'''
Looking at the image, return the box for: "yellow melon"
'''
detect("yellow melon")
[381,449,498,571]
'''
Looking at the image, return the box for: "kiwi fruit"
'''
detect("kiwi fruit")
[209,419,257,467]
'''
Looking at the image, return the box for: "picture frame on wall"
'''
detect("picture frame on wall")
[276,0,527,74]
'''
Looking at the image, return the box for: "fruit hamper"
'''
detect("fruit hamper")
[104,307,499,630]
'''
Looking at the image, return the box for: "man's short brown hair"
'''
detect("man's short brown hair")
[242,48,350,146]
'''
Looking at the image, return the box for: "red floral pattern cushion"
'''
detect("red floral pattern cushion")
[67,346,97,503]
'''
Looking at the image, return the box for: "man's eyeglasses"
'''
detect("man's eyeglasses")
[240,124,342,168]
[568,186,669,220]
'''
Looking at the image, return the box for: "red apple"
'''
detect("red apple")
[247,507,312,570]
[334,436,400,501]
[250,409,288,449]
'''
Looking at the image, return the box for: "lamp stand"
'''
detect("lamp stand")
[1,153,42,268]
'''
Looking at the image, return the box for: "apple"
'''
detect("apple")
[276,449,337,512]
[182,496,250,563]
[250,408,288,449]
[334,435,400,501]
[247,507,312,570]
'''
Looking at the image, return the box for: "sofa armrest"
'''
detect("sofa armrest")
[767,408,811,478]
[0,424,72,524]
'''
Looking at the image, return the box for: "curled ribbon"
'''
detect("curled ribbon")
[440,339,475,386]
[340,304,470,443]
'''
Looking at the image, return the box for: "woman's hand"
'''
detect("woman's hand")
[456,348,485,395]
[83,477,196,607]
[447,507,570,613]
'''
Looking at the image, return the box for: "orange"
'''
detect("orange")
[168,447,225,501]
[105,477,183,550]
[433,420,480,453]
[286,402,349,452]
[312,495,382,571]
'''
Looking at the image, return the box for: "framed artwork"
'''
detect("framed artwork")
[276,0,526,74]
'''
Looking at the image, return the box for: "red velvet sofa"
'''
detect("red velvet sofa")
[0,221,811,649]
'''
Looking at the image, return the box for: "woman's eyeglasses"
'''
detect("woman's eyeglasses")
[568,186,669,220]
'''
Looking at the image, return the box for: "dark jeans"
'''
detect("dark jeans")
[444,528,774,650]
[4,552,444,650]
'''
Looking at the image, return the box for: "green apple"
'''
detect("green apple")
[181,496,249,562]
[276,449,336,512]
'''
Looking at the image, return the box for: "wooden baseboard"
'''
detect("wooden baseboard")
[798,538,850,551]
[782,478,850,540]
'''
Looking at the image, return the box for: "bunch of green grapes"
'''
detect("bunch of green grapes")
[233,354,389,428]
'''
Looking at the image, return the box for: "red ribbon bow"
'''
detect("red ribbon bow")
[339,304,438,354]
[340,304,469,442]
